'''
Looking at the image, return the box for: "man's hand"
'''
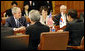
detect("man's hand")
[57,29,64,32]
[13,28,20,31]
[19,26,26,30]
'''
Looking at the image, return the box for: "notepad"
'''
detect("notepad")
[16,33,23,35]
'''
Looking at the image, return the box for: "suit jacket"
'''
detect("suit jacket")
[64,19,84,46]
[36,1,47,10]
[5,8,13,17]
[26,22,50,50]
[46,1,53,15]
[36,1,53,13]
[5,16,27,28]
[53,13,67,26]
[24,1,37,10]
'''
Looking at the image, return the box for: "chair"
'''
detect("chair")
[25,16,31,23]
[67,36,84,50]
[38,31,69,50]
[1,35,29,50]
[1,11,6,17]
[1,17,8,25]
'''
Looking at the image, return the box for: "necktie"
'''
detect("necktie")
[16,19,19,28]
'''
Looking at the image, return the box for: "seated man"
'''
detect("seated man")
[57,9,84,50]
[5,7,27,31]
[26,10,50,50]
[4,1,18,17]
[53,5,67,28]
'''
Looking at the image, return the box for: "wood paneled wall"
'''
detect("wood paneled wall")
[52,1,84,17]
[1,1,24,13]
[1,1,84,17]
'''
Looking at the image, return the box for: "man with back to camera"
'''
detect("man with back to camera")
[5,7,27,31]
[57,9,84,50]
[25,10,50,50]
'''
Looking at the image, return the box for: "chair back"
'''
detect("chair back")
[39,31,69,50]
[1,35,29,50]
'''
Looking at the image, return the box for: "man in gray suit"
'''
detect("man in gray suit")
[5,7,27,31]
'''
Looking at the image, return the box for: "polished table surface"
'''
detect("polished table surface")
[3,34,29,38]
[1,17,66,35]
[13,25,66,35]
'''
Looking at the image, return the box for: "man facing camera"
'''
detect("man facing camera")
[5,7,27,31]
[53,5,67,28]
[26,10,50,50]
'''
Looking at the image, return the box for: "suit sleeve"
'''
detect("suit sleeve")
[53,14,61,26]
[5,9,9,17]
[25,27,31,35]
[22,10,24,16]
[5,18,10,27]
[23,17,27,27]
[64,23,70,31]
[47,26,50,32]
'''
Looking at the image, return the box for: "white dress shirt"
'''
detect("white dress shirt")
[40,15,49,25]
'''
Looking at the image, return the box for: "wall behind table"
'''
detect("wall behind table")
[1,1,24,17]
[1,1,84,18]
[52,1,84,18]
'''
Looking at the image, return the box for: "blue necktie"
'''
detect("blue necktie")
[16,19,19,28]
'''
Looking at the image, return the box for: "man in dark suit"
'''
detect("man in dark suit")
[36,1,52,15]
[25,10,50,50]
[57,9,84,50]
[5,1,18,17]
[53,5,67,26]
[46,1,53,15]
[5,7,27,31]
[24,1,37,10]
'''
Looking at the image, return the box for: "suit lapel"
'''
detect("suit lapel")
[10,16,17,28]
[19,17,23,26]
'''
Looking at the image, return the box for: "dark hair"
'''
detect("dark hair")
[67,9,78,19]
[11,1,18,5]
[24,2,30,6]
[40,6,48,14]
[22,3,30,12]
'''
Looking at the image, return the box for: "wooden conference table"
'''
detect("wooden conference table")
[13,25,66,35]
[1,16,66,35]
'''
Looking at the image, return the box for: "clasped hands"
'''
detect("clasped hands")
[14,26,26,31]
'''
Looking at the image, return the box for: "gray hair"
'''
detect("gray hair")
[12,7,20,14]
[29,10,40,22]
[60,5,67,9]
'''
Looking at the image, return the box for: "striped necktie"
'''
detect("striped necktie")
[16,19,19,28]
